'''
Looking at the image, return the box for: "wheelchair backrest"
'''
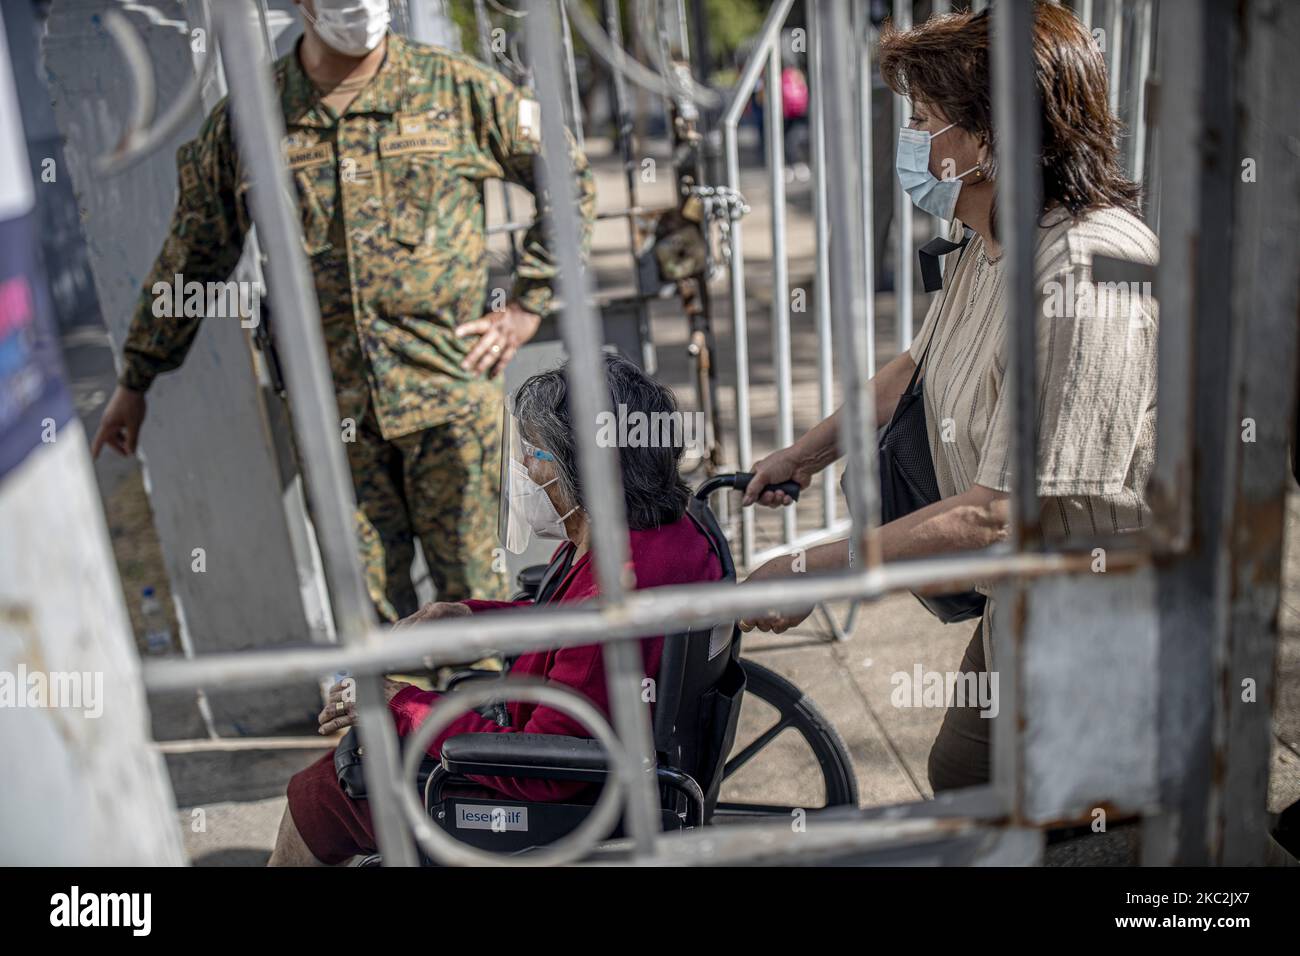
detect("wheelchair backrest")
[651,496,745,818]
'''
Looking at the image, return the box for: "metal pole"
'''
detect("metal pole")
[475,0,522,271]
[765,46,797,545]
[207,0,417,866]
[524,0,661,856]
[142,546,1138,693]
[1107,0,1123,118]
[991,0,1042,549]
[809,0,836,530]
[855,0,877,380]
[1216,0,1300,863]
[823,0,879,565]
[892,0,913,352]
[1130,0,1154,186]
[722,0,797,566]
[557,0,585,150]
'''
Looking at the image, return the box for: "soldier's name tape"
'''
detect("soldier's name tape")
[379,131,455,157]
[286,143,334,170]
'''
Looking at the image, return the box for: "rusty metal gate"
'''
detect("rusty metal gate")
[58,0,1300,865]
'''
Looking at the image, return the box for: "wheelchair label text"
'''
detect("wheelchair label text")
[455,804,529,832]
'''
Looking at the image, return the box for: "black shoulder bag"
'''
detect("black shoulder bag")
[844,230,986,624]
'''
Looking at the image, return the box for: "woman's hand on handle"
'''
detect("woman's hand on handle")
[742,447,815,508]
[737,555,815,633]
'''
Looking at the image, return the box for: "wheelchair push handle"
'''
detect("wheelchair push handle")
[694,472,802,503]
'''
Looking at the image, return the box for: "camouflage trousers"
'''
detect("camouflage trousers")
[348,388,511,623]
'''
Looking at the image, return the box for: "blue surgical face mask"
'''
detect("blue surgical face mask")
[896,122,981,220]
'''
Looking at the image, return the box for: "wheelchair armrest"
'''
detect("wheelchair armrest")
[440,732,610,783]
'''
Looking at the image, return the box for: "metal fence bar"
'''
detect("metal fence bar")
[764,45,797,545]
[823,0,879,564]
[992,0,1043,548]
[1217,0,1300,863]
[557,0,585,150]
[721,0,796,567]
[892,0,914,352]
[1143,0,1225,866]
[207,0,417,867]
[523,0,661,856]
[854,0,877,379]
[750,519,851,569]
[1107,0,1124,118]
[143,545,1144,694]
[475,0,522,272]
[809,0,837,530]
[1145,0,1194,548]
[1129,0,1154,186]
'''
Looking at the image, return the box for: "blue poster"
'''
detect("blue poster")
[0,207,73,482]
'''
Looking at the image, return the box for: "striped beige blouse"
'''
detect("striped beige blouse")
[909,206,1160,542]
[908,206,1159,661]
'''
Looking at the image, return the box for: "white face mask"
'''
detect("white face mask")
[503,459,578,554]
[302,0,390,57]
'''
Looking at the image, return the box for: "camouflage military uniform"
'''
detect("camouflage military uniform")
[120,32,596,619]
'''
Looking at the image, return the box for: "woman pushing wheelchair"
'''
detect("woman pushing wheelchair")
[738,3,1158,794]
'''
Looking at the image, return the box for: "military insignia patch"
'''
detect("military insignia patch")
[517,98,541,144]
[397,110,456,135]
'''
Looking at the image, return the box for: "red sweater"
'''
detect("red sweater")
[387,514,722,801]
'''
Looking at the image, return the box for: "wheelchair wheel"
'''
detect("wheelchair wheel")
[713,659,859,819]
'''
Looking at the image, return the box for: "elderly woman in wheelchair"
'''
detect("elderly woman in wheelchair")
[268,353,729,865]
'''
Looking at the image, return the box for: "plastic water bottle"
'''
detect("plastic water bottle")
[141,587,172,656]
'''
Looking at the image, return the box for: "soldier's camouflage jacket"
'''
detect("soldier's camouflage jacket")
[121,32,596,439]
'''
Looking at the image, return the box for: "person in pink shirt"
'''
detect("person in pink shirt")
[270,355,723,865]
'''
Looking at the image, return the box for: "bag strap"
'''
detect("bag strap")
[917,227,974,294]
[908,227,976,384]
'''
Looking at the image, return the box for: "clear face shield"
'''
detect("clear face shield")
[498,400,576,555]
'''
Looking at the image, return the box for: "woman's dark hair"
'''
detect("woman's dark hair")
[512,352,691,531]
[878,1,1141,224]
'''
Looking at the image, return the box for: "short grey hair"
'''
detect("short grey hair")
[512,352,691,531]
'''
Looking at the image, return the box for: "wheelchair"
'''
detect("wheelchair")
[346,473,857,862]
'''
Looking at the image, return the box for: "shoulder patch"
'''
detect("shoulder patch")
[517,98,541,145]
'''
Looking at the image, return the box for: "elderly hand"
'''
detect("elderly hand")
[317,677,415,735]
[737,557,814,634]
[393,601,473,631]
[456,301,541,378]
[318,678,357,735]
